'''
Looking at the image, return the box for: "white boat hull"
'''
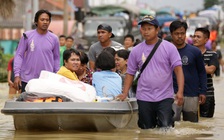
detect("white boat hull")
[1,98,138,131]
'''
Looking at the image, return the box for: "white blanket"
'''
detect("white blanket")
[25,70,96,102]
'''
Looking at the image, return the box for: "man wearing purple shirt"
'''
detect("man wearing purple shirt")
[117,15,184,129]
[14,10,60,92]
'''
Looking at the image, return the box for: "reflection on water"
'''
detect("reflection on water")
[1,75,224,139]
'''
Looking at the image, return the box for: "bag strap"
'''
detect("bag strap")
[138,38,162,77]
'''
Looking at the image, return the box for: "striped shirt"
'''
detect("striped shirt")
[203,50,219,96]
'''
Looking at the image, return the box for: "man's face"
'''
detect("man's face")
[140,23,159,41]
[171,27,186,46]
[36,13,50,31]
[97,29,111,43]
[66,39,74,49]
[193,31,208,47]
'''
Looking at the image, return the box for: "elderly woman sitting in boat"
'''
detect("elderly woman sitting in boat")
[92,50,122,101]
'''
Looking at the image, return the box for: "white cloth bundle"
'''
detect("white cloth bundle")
[25,70,96,102]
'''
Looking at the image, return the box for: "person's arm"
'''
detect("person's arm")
[89,60,95,72]
[7,71,14,87]
[116,73,134,101]
[53,37,60,73]
[205,65,216,74]
[173,65,184,106]
[196,51,207,104]
[14,37,27,90]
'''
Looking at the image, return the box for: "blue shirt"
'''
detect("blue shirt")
[173,44,207,96]
[92,71,122,98]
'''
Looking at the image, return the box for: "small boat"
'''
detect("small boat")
[1,98,138,131]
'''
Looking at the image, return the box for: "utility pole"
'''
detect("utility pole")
[63,0,68,36]
[32,0,39,20]
[25,0,32,31]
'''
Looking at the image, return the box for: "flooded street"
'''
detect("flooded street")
[1,74,224,140]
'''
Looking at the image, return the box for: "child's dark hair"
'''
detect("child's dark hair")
[95,51,115,70]
[79,51,89,65]
[124,34,134,42]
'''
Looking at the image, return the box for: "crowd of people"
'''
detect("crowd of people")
[7,9,223,130]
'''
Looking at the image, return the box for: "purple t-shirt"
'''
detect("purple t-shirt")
[127,40,182,102]
[14,29,60,83]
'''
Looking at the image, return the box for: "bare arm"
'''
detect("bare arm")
[7,71,14,87]
[89,60,95,72]
[205,65,216,74]
[173,65,184,106]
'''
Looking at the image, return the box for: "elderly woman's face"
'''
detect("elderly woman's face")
[64,53,81,72]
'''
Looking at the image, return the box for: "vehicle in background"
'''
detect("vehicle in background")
[82,4,142,50]
[161,21,172,38]
[186,17,210,29]
[83,16,141,49]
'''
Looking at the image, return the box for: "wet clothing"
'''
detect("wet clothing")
[173,44,207,122]
[173,96,199,122]
[14,29,60,83]
[127,39,181,129]
[200,50,219,118]
[127,40,182,102]
[138,98,174,129]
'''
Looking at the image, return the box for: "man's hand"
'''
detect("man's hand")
[14,76,21,90]
[116,93,128,101]
[199,94,206,104]
[175,92,184,106]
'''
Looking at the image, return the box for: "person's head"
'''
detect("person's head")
[59,35,66,46]
[123,34,134,49]
[103,47,116,57]
[115,49,130,72]
[66,36,74,49]
[170,20,188,47]
[95,51,115,71]
[138,15,160,42]
[75,51,89,74]
[34,9,51,31]
[164,35,172,42]
[63,48,80,72]
[134,38,141,46]
[193,27,210,48]
[97,24,114,43]
[211,40,217,50]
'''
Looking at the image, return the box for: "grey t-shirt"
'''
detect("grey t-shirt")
[88,41,124,62]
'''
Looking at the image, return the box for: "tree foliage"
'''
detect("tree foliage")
[204,0,220,9]
[0,0,15,19]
